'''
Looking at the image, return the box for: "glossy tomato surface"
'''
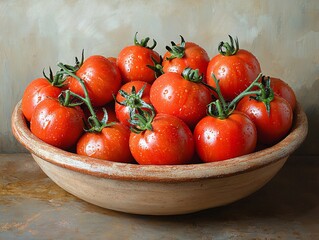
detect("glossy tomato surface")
[150,72,212,128]
[194,111,257,162]
[162,42,209,78]
[21,78,63,121]
[129,113,194,165]
[77,122,133,163]
[206,49,261,101]
[117,44,160,84]
[67,55,122,107]
[236,95,293,145]
[270,77,296,111]
[30,98,84,150]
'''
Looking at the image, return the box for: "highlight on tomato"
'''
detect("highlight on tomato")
[30,94,85,151]
[128,107,195,165]
[150,67,213,129]
[194,74,257,162]
[66,52,122,107]
[59,62,134,163]
[236,76,293,146]
[21,68,65,121]
[162,35,210,78]
[206,35,261,101]
[117,32,161,84]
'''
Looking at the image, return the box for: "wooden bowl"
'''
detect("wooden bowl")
[11,101,308,215]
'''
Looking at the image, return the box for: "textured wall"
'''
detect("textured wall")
[1,0,318,154]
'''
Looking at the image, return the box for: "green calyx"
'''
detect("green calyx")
[249,76,274,114]
[182,67,203,83]
[218,35,239,56]
[147,55,164,78]
[165,35,186,60]
[129,108,155,134]
[116,84,153,114]
[134,32,157,50]
[43,49,85,88]
[43,67,65,88]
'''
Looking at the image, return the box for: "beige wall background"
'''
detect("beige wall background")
[1,0,318,154]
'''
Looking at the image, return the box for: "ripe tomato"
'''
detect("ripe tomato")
[115,81,152,127]
[30,98,85,150]
[67,55,122,107]
[76,122,133,163]
[129,113,194,165]
[269,77,296,111]
[162,36,209,78]
[194,111,257,162]
[206,36,261,101]
[150,70,212,128]
[117,33,161,83]
[236,95,293,145]
[21,78,63,121]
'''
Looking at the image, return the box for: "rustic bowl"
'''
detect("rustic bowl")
[11,100,308,215]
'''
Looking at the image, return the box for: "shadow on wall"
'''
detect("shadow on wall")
[295,78,319,155]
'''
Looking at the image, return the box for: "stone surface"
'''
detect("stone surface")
[0,153,318,239]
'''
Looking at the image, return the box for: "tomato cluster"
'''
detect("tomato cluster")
[21,34,296,165]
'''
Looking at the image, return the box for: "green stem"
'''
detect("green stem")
[57,62,102,129]
[211,74,227,110]
[227,73,263,111]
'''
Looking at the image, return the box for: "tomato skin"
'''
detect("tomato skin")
[117,45,160,84]
[67,55,122,107]
[194,111,257,162]
[30,98,85,150]
[76,123,134,163]
[115,81,152,127]
[82,102,118,124]
[206,49,261,101]
[21,78,63,121]
[162,42,209,78]
[236,95,293,145]
[129,114,194,165]
[150,72,212,128]
[270,77,296,111]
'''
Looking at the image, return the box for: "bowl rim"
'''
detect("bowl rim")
[11,100,308,183]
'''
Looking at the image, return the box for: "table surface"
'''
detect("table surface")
[0,153,318,240]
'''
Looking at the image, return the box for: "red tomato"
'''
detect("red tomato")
[206,36,261,101]
[107,57,117,65]
[162,36,209,78]
[115,81,152,127]
[129,113,194,165]
[236,95,293,145]
[76,122,133,163]
[21,78,63,121]
[82,102,118,124]
[117,33,161,83]
[194,111,257,162]
[30,98,85,150]
[270,77,296,111]
[67,55,122,107]
[150,71,212,128]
